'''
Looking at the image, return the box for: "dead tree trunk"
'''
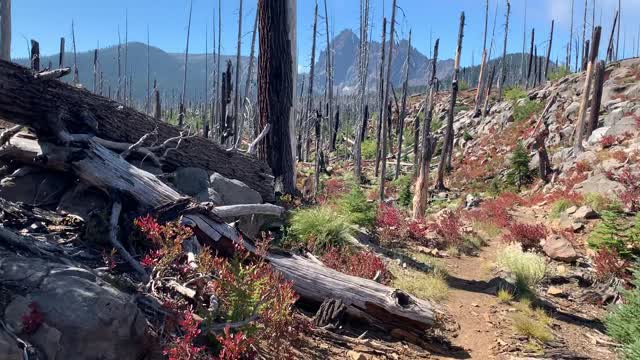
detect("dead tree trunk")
[435,12,465,191]
[582,39,590,71]
[378,0,397,203]
[30,39,39,71]
[568,0,574,71]
[303,3,319,163]
[314,110,322,195]
[94,48,99,94]
[374,18,387,177]
[58,37,64,68]
[586,60,605,138]
[0,59,275,201]
[0,0,10,61]
[244,13,258,141]
[497,0,510,101]
[152,81,161,120]
[475,0,489,114]
[412,39,439,219]
[178,1,193,128]
[575,26,602,152]
[581,0,587,68]
[607,11,619,63]
[257,0,296,195]
[323,0,335,152]
[615,0,621,61]
[526,28,535,88]
[232,0,243,145]
[544,20,554,79]
[220,61,233,144]
[331,105,340,150]
[71,20,79,85]
[394,30,411,179]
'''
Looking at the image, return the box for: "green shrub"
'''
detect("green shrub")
[550,199,577,218]
[584,193,613,212]
[606,266,640,359]
[588,210,639,258]
[361,139,377,160]
[497,288,514,303]
[458,79,470,91]
[496,244,547,294]
[513,99,544,122]
[504,87,528,102]
[431,117,443,133]
[289,207,351,253]
[511,313,554,343]
[506,141,532,191]
[548,67,571,82]
[394,175,413,208]
[338,187,376,228]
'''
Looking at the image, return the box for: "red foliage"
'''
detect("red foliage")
[21,302,44,335]
[599,135,618,148]
[407,219,428,241]
[574,160,592,175]
[317,178,347,204]
[101,248,117,271]
[430,211,464,248]
[502,223,548,250]
[376,204,409,246]
[592,249,632,282]
[321,247,391,284]
[466,193,523,228]
[611,150,628,163]
[163,310,206,360]
[215,327,255,360]
[607,169,640,212]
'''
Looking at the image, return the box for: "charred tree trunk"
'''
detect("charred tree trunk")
[0,0,10,61]
[378,0,397,203]
[303,3,319,163]
[475,0,489,114]
[586,60,605,138]
[220,61,233,144]
[152,81,161,120]
[526,28,535,88]
[607,11,619,63]
[575,26,602,152]
[244,13,259,141]
[71,20,79,85]
[324,0,335,152]
[545,20,554,79]
[178,1,193,128]
[257,0,296,195]
[497,0,510,101]
[412,39,439,219]
[435,12,464,191]
[374,18,387,178]
[331,105,340,151]
[58,37,65,68]
[30,39,39,71]
[394,30,411,179]
[232,0,243,145]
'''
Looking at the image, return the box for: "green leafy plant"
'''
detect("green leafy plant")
[338,187,376,227]
[550,199,577,218]
[513,99,544,122]
[289,206,351,253]
[588,210,639,258]
[506,141,532,191]
[547,67,571,81]
[496,244,547,294]
[504,87,528,102]
[584,193,613,212]
[361,139,377,160]
[395,175,413,208]
[606,266,640,359]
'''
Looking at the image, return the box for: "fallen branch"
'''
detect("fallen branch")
[108,199,149,281]
[0,125,22,146]
[34,67,71,80]
[211,204,285,218]
[248,123,270,155]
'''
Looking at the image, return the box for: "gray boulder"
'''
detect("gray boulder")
[574,173,625,196]
[172,167,210,201]
[0,331,21,360]
[542,234,578,263]
[57,185,110,221]
[0,256,146,360]
[0,168,71,207]
[209,172,263,205]
[572,205,598,221]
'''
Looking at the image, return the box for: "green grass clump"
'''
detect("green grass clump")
[606,266,640,359]
[497,289,514,303]
[337,187,376,228]
[289,206,351,253]
[584,192,613,212]
[550,199,577,218]
[513,99,544,122]
[504,87,528,102]
[547,67,571,82]
[588,210,638,257]
[496,244,547,293]
[389,262,450,302]
[511,313,554,343]
[361,139,377,160]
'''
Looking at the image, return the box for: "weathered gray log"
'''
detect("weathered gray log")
[0,60,275,201]
[0,133,442,334]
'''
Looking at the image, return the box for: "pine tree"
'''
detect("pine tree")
[507,141,531,191]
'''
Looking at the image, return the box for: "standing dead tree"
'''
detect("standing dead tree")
[606,11,619,63]
[220,61,233,144]
[178,1,193,128]
[520,0,528,84]
[394,30,411,179]
[233,0,243,145]
[615,0,621,60]
[497,0,511,101]
[257,0,296,195]
[243,13,258,141]
[575,26,602,152]
[353,0,370,183]
[30,40,39,71]
[544,20,554,79]
[435,12,465,191]
[374,18,387,177]
[568,0,574,71]
[204,24,210,138]
[0,0,10,61]
[526,28,535,88]
[152,80,161,120]
[71,20,79,85]
[474,0,489,115]
[93,48,98,93]
[302,2,318,163]
[586,60,605,138]
[58,38,64,68]
[146,27,151,114]
[323,0,335,152]
[581,0,587,69]
[378,0,397,203]
[412,39,439,219]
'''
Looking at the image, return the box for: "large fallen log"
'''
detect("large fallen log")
[0,60,275,201]
[0,133,443,334]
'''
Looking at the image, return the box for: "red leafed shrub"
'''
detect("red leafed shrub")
[502,223,548,250]
[407,219,428,241]
[607,169,640,212]
[376,204,409,246]
[592,248,632,282]
[163,310,206,360]
[611,150,628,162]
[466,193,520,228]
[600,135,618,148]
[215,326,255,360]
[430,211,464,249]
[321,247,391,284]
[575,160,592,174]
[317,178,347,204]
[21,302,44,335]
[101,248,117,271]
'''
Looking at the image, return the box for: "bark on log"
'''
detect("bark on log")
[0,60,275,201]
[0,133,442,334]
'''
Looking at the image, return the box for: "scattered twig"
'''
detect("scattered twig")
[108,199,149,281]
[247,124,270,155]
[0,125,23,147]
[33,67,71,80]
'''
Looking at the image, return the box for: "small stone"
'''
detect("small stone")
[543,234,578,262]
[565,206,578,215]
[547,287,564,296]
[572,205,599,220]
[572,222,585,232]
[347,350,368,360]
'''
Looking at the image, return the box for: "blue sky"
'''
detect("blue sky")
[10,0,640,70]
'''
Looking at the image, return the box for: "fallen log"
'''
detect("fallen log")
[0,60,275,201]
[0,133,443,334]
